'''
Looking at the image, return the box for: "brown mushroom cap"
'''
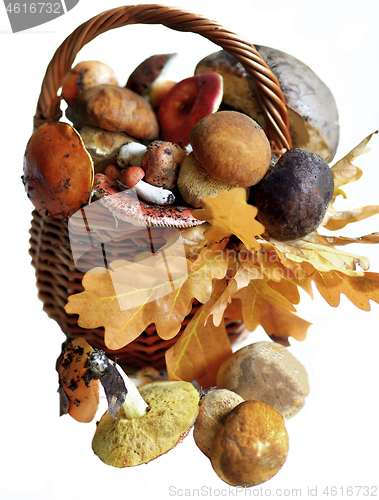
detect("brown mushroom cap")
[23,122,94,219]
[141,140,186,190]
[195,48,339,162]
[193,389,244,457]
[125,53,176,96]
[92,380,200,467]
[72,84,159,141]
[217,341,310,419]
[190,111,271,187]
[210,400,289,487]
[56,337,100,423]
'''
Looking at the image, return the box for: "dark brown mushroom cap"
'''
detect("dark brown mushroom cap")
[72,85,159,141]
[125,53,176,96]
[210,400,289,487]
[190,111,271,187]
[23,122,94,219]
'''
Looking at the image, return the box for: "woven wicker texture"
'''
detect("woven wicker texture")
[29,4,291,367]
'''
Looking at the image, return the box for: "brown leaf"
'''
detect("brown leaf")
[310,270,379,310]
[330,131,377,190]
[323,205,379,231]
[166,287,233,388]
[192,188,264,251]
[316,232,379,247]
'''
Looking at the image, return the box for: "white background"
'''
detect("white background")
[1,0,379,498]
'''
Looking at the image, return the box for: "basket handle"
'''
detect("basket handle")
[33,4,292,151]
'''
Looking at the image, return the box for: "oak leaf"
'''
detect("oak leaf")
[166,283,233,388]
[192,188,264,251]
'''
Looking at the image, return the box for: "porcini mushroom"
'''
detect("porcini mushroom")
[195,48,339,161]
[23,122,94,219]
[177,111,271,207]
[56,337,100,423]
[157,72,223,147]
[193,389,244,457]
[92,378,200,467]
[71,84,159,141]
[62,60,119,106]
[210,400,289,487]
[217,341,310,419]
[141,140,186,190]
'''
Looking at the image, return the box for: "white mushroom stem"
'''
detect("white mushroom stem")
[117,142,147,167]
[115,365,149,419]
[119,178,175,205]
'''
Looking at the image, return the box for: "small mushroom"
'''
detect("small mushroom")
[56,337,100,423]
[92,379,200,467]
[118,167,175,205]
[210,400,289,487]
[103,163,122,180]
[23,122,94,219]
[193,389,244,457]
[157,72,223,147]
[141,140,186,190]
[195,48,339,161]
[217,341,310,419]
[71,84,159,141]
[116,141,147,168]
[61,60,119,106]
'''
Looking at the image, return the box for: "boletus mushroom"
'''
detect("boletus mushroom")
[71,84,159,141]
[210,400,289,487]
[177,110,271,207]
[195,48,340,161]
[92,379,200,467]
[23,122,94,219]
[217,341,310,419]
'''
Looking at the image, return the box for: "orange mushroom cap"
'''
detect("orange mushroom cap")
[23,122,94,219]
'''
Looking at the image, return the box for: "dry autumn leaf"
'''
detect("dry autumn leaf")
[323,205,379,231]
[192,187,264,251]
[65,241,229,350]
[166,283,233,388]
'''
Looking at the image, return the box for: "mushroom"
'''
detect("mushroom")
[157,72,223,147]
[103,163,122,180]
[22,122,94,219]
[92,376,200,467]
[78,125,136,173]
[118,168,176,205]
[71,84,159,141]
[93,173,203,228]
[61,60,119,106]
[195,48,339,161]
[217,341,310,419]
[193,389,244,457]
[141,140,186,190]
[116,141,147,168]
[56,337,100,423]
[210,400,289,487]
[177,111,271,207]
[125,53,177,97]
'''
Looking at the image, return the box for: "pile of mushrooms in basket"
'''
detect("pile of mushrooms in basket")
[23,22,379,489]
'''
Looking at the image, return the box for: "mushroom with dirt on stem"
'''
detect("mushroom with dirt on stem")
[118,167,176,205]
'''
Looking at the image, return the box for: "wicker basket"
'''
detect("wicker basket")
[28,4,291,368]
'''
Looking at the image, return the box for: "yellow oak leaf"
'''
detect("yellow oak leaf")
[166,285,233,388]
[233,280,311,342]
[65,241,229,350]
[309,270,379,311]
[323,205,379,231]
[192,187,265,251]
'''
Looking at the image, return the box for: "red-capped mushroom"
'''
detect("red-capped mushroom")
[157,72,223,147]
